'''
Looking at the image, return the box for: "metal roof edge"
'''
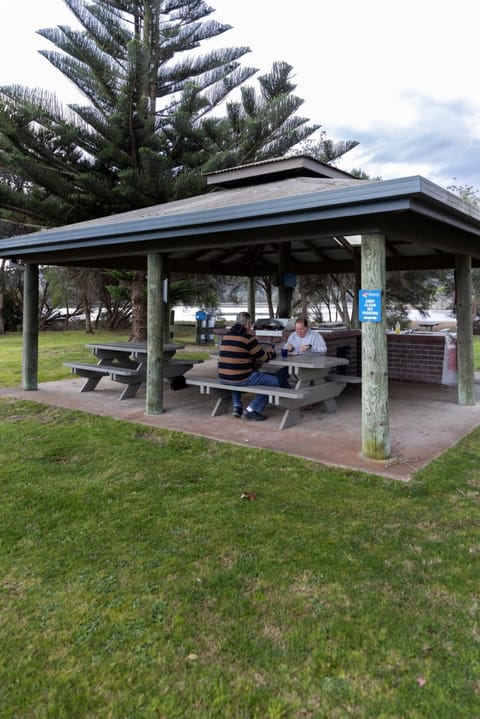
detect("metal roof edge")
[414,176,480,221]
[0,179,413,250]
[2,175,480,254]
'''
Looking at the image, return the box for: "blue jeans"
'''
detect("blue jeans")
[220,370,284,413]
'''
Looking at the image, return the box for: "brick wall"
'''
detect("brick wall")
[324,331,454,384]
[322,331,361,376]
[213,327,455,385]
[387,333,451,384]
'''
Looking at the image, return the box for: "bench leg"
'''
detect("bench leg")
[278,407,301,430]
[211,395,230,417]
[322,398,338,413]
[119,383,142,400]
[80,376,103,392]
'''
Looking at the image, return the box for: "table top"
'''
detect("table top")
[268,353,349,370]
[212,350,349,371]
[86,341,185,353]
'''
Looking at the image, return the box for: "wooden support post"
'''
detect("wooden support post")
[277,243,293,317]
[352,256,361,329]
[455,254,475,405]
[22,263,39,391]
[146,253,165,415]
[162,274,170,342]
[247,275,256,322]
[361,233,390,460]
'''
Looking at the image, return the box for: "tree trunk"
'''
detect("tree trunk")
[131,271,148,341]
[276,244,293,317]
[266,285,274,318]
[81,291,93,333]
[84,315,93,333]
[0,259,5,334]
[0,291,4,334]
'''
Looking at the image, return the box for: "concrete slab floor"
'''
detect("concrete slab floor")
[2,360,480,482]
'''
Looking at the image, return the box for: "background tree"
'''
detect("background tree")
[385,271,441,328]
[296,273,356,326]
[294,133,359,167]
[297,269,445,328]
[197,61,323,171]
[0,0,259,229]
[0,259,24,333]
[0,218,35,333]
[0,1,357,337]
[0,2,334,226]
[448,183,480,320]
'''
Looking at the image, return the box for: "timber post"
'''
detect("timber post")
[162,260,170,343]
[455,254,475,405]
[361,233,390,459]
[22,263,39,391]
[247,275,256,322]
[277,243,293,317]
[146,253,165,415]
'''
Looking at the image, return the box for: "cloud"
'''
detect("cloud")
[333,94,480,189]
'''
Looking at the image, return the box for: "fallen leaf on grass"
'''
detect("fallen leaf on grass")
[241,492,257,500]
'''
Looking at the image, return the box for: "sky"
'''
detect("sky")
[1,0,479,191]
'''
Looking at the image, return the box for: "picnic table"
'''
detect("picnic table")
[64,340,199,399]
[188,350,351,429]
[86,341,183,363]
[417,321,440,331]
[267,352,350,413]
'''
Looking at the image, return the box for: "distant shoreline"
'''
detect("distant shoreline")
[173,304,457,327]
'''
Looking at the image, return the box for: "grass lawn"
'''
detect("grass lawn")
[0,328,208,389]
[0,331,479,717]
[474,334,480,370]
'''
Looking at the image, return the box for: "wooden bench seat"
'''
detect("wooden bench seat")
[186,376,305,401]
[64,361,146,399]
[186,376,317,430]
[63,362,115,392]
[64,359,197,400]
[326,373,362,384]
[163,360,197,378]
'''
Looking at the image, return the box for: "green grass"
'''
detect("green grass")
[0,331,480,717]
[0,329,210,389]
[0,400,479,718]
[474,335,480,370]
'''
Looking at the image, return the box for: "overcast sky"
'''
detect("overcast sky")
[2,0,479,190]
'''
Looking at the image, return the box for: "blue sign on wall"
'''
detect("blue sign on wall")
[359,289,382,323]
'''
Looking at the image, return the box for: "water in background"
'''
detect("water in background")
[173,304,457,324]
[173,303,272,322]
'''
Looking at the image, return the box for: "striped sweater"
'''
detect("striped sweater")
[218,324,271,383]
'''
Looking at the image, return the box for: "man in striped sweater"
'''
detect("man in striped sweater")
[217,311,289,421]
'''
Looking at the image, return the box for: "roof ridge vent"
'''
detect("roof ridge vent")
[204,155,356,189]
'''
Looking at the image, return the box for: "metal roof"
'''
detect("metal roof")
[203,154,357,187]
[2,163,480,275]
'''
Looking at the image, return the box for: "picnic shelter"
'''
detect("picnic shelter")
[1,155,480,461]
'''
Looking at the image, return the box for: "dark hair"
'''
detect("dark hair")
[295,315,308,327]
